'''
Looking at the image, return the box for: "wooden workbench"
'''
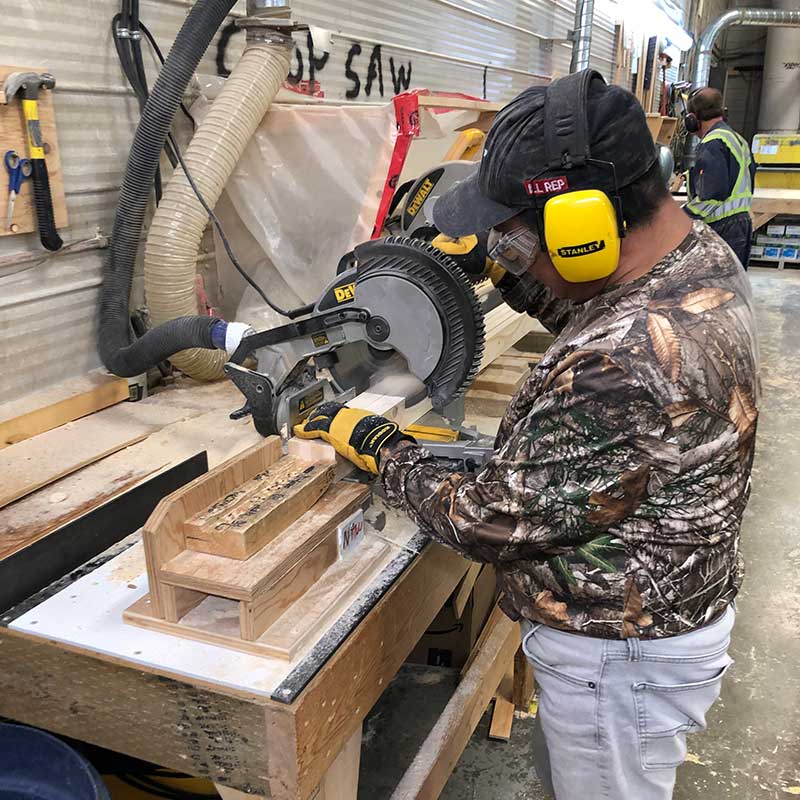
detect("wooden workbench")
[674,187,800,229]
[0,529,469,798]
[0,315,545,798]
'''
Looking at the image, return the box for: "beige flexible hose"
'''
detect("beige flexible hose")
[144,41,292,380]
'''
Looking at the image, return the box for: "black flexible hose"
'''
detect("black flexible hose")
[99,0,236,377]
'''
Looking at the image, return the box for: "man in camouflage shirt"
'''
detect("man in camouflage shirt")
[296,71,758,799]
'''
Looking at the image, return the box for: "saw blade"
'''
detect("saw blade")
[330,236,485,410]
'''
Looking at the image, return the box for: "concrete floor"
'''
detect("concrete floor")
[359,267,800,799]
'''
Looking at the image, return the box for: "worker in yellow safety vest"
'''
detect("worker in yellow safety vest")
[683,87,756,268]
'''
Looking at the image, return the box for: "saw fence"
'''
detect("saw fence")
[0,319,550,799]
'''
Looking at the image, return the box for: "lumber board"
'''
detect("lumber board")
[461,598,502,677]
[0,370,129,448]
[0,64,68,237]
[488,663,515,742]
[289,543,469,798]
[453,562,482,620]
[389,603,520,800]
[416,96,504,112]
[258,538,390,660]
[239,533,340,641]
[312,724,362,800]
[513,645,535,711]
[0,629,274,794]
[470,366,527,396]
[490,354,540,370]
[183,458,335,560]
[0,453,207,614]
[161,482,370,600]
[142,436,283,618]
[0,402,201,510]
[479,306,539,371]
[465,388,515,419]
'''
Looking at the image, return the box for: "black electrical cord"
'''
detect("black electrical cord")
[138,18,197,132]
[167,131,312,319]
[112,3,166,202]
[111,0,307,321]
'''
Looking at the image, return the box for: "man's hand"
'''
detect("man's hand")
[432,232,506,286]
[293,402,413,474]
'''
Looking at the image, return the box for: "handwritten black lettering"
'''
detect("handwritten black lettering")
[306,31,330,88]
[286,45,303,85]
[389,57,412,93]
[365,44,384,97]
[345,43,362,99]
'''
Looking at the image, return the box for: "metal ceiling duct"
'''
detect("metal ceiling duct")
[570,0,595,73]
[686,6,800,164]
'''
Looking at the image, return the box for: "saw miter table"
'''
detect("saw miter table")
[0,305,547,798]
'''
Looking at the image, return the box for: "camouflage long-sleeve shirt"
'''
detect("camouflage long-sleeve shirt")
[381,221,759,639]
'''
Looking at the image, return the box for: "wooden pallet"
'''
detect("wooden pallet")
[125,436,388,660]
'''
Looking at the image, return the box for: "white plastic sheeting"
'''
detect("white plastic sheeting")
[212,102,396,328]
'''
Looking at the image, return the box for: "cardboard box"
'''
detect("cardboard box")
[782,246,800,261]
[768,224,786,237]
[406,564,497,668]
[785,225,800,238]
[751,245,764,258]
[765,245,782,259]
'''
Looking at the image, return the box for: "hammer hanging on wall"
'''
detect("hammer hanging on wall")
[3,72,63,251]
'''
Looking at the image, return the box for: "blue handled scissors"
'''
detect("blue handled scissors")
[5,149,33,230]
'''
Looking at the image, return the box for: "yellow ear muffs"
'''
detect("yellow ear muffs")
[543,190,621,283]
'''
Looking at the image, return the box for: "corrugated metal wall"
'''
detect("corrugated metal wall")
[0,0,618,402]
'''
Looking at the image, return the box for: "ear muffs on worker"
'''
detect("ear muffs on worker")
[430,69,656,286]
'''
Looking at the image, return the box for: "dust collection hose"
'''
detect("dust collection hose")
[99,0,288,378]
[145,40,292,380]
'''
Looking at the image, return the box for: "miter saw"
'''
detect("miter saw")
[225,236,487,443]
[384,160,478,242]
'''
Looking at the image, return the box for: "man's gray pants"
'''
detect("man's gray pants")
[521,605,735,799]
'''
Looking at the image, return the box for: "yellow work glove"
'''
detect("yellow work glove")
[293,402,414,475]
[432,232,507,287]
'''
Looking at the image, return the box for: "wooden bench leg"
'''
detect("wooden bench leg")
[512,644,534,711]
[311,723,362,800]
[214,725,361,800]
[488,660,515,742]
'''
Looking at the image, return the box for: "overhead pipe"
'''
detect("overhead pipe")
[686,6,800,165]
[570,0,595,73]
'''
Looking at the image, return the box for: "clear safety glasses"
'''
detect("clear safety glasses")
[487,226,542,276]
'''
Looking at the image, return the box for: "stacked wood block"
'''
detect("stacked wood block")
[125,437,388,660]
[646,114,679,147]
[467,349,542,418]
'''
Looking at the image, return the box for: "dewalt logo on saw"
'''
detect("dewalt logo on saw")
[334,282,356,303]
[557,240,606,258]
[406,178,435,218]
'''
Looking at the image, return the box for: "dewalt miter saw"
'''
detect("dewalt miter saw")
[225,237,486,438]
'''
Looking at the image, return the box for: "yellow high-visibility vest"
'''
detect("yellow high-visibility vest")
[685,127,753,223]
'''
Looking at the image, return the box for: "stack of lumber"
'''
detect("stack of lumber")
[467,346,544,418]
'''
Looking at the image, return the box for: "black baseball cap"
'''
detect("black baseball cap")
[433,70,658,237]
